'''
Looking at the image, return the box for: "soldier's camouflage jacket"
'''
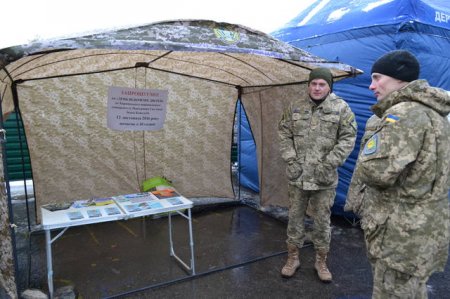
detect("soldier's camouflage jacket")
[347,79,450,279]
[278,93,357,190]
[345,114,381,216]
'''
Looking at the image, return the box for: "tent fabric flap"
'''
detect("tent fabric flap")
[12,69,236,219]
[241,85,309,208]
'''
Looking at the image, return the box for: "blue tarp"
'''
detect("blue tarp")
[236,101,259,192]
[239,0,450,216]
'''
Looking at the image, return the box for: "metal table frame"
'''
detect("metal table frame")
[41,196,195,298]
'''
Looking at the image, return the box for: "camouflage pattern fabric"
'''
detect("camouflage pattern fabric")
[278,92,356,250]
[350,79,450,281]
[286,186,335,250]
[278,93,357,190]
[372,260,427,299]
[0,20,322,64]
[345,115,380,217]
[0,149,17,299]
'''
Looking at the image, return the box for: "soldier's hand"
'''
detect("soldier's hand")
[286,160,302,181]
[315,162,334,185]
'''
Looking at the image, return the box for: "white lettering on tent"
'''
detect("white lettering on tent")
[435,11,450,23]
[107,86,168,131]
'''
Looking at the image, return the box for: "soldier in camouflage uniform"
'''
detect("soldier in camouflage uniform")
[278,68,357,282]
[346,50,450,299]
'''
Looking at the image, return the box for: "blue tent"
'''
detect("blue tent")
[239,0,450,216]
[236,100,259,193]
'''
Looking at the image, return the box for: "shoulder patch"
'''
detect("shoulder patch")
[363,133,378,155]
[385,114,400,123]
[346,113,357,130]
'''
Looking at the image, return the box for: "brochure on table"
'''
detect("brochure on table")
[41,190,193,230]
[113,190,190,218]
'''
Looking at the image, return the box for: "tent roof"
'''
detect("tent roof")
[273,0,450,41]
[0,19,361,88]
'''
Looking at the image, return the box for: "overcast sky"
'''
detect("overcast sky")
[0,0,316,49]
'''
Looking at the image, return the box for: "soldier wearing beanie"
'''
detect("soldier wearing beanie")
[278,67,357,282]
[346,50,450,298]
[309,67,334,91]
[371,50,420,82]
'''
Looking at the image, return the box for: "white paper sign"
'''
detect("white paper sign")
[107,86,168,131]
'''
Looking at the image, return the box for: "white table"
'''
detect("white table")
[41,192,195,299]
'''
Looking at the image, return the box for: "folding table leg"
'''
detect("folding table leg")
[45,230,54,299]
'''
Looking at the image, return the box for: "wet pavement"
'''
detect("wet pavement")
[13,200,450,299]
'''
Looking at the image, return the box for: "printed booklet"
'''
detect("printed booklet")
[167,197,184,205]
[148,201,163,209]
[151,188,180,199]
[105,206,121,215]
[115,192,157,203]
[124,204,142,213]
[87,209,102,218]
[67,211,84,220]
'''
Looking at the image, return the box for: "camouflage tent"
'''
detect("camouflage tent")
[0,19,361,221]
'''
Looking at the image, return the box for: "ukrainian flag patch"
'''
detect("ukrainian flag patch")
[363,134,378,155]
[385,114,400,123]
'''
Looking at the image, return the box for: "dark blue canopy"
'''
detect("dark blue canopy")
[239,0,450,216]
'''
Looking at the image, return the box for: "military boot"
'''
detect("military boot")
[315,250,332,282]
[281,243,300,277]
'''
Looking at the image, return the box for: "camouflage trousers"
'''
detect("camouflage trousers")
[372,259,428,299]
[286,186,335,251]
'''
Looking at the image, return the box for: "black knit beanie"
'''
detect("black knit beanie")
[309,67,333,91]
[371,50,420,82]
